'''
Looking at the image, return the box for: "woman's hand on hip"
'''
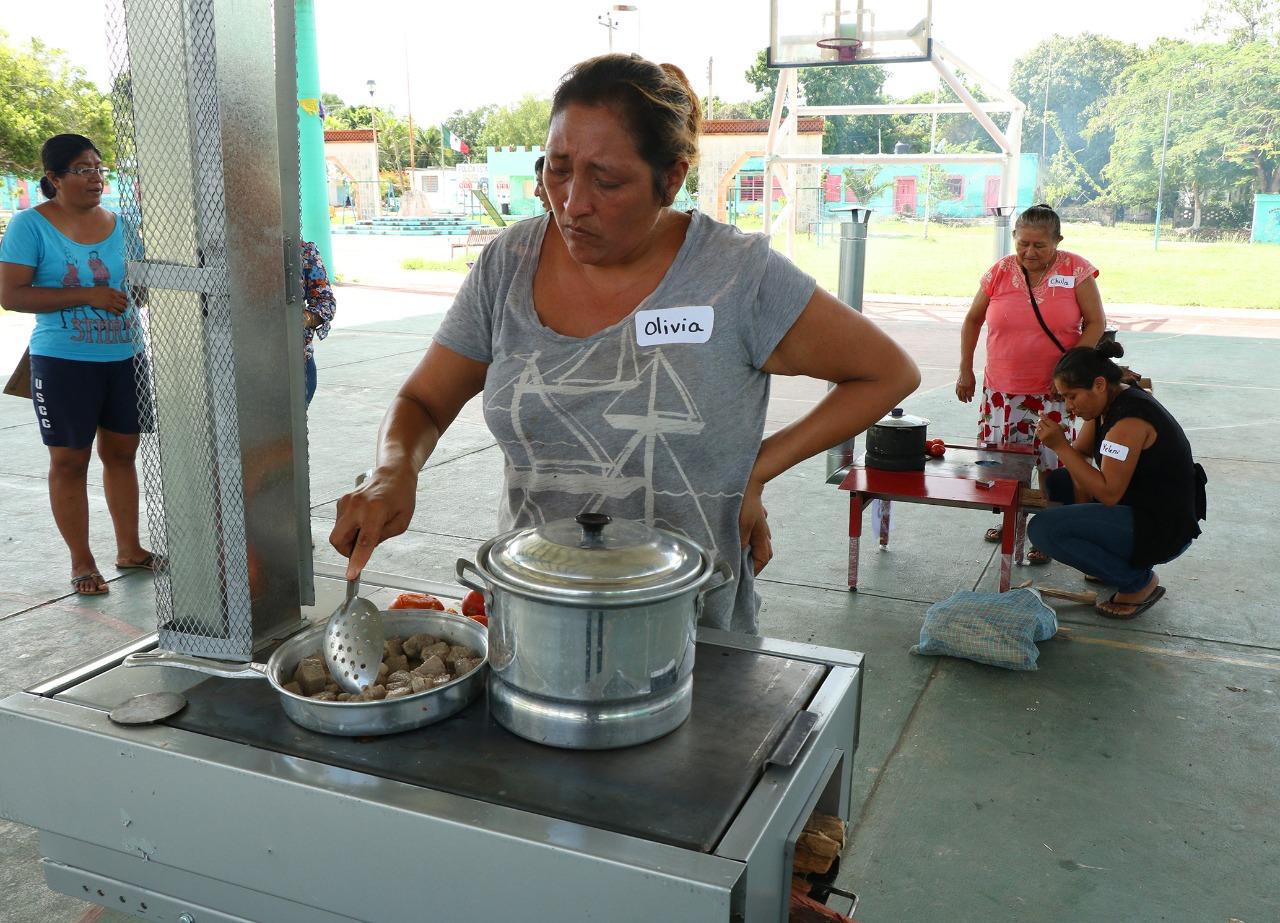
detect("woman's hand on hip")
[738,479,773,576]
[955,368,977,403]
[329,465,419,579]
[85,287,129,314]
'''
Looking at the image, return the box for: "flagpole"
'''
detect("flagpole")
[405,42,415,178]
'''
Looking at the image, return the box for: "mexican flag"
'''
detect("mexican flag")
[442,129,470,155]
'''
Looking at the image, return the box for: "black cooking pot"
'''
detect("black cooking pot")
[865,407,929,471]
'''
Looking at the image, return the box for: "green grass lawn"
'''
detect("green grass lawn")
[771,217,1280,310]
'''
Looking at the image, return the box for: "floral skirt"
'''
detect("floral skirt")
[978,387,1075,470]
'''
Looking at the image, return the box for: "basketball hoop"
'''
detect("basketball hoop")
[816,37,863,63]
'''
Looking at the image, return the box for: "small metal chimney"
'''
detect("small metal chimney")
[109,0,313,659]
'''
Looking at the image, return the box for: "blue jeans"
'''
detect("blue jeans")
[1027,503,1154,593]
[304,355,317,406]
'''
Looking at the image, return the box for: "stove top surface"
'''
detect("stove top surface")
[165,642,825,852]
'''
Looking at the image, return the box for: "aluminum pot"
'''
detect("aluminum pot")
[456,512,733,750]
[865,407,930,471]
[124,612,487,737]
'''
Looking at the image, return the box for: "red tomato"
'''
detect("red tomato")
[389,592,445,610]
[465,613,489,628]
[461,590,486,618]
[927,438,943,450]
[927,443,946,458]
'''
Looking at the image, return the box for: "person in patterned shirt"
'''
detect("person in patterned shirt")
[300,240,336,405]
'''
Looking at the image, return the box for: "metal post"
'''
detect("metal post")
[990,205,1015,262]
[1154,89,1172,251]
[827,207,872,484]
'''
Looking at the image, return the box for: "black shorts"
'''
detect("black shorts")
[29,354,143,449]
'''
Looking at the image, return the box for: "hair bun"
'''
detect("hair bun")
[39,177,57,199]
[1095,339,1125,360]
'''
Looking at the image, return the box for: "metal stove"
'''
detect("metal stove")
[0,569,863,923]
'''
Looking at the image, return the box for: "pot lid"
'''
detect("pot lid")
[482,513,707,601]
[874,407,929,428]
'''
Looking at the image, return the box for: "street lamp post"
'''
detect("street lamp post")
[597,4,637,53]
[366,79,378,213]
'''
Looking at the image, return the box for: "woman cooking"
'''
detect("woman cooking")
[1028,344,1206,618]
[955,203,1106,564]
[330,54,919,633]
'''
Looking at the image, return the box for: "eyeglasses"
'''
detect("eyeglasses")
[63,167,109,178]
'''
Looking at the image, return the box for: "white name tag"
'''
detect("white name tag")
[635,306,714,346]
[1048,274,1075,289]
[1100,439,1130,461]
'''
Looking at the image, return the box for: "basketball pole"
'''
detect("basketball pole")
[1154,89,1172,251]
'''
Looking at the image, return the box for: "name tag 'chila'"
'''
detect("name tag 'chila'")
[1047,274,1075,289]
[635,306,714,346]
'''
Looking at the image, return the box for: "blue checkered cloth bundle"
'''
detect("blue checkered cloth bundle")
[911,588,1058,671]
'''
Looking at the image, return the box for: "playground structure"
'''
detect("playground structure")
[763,0,1026,256]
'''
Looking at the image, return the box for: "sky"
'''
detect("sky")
[10,0,1208,134]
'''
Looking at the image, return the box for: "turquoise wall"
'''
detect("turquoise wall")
[486,146,546,217]
[1251,194,1280,244]
[731,153,1040,219]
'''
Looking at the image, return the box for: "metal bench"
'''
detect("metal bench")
[450,226,499,257]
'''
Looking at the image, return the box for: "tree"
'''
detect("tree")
[1197,0,1280,44]
[443,106,495,164]
[1009,34,1141,202]
[744,49,887,153]
[881,78,1009,156]
[841,165,894,203]
[1088,39,1278,228]
[0,32,114,175]
[701,97,761,120]
[478,95,553,151]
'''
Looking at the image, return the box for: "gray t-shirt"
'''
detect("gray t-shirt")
[433,210,816,632]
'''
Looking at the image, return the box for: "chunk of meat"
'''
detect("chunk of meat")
[444,645,475,667]
[293,659,329,696]
[420,640,450,662]
[413,654,447,677]
[310,691,338,701]
[403,633,440,659]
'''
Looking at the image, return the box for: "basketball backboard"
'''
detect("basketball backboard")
[768,0,932,67]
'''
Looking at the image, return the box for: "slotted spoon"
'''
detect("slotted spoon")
[323,575,385,694]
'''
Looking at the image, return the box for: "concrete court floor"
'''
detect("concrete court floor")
[0,285,1278,923]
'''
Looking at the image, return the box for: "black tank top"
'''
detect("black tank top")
[1095,387,1206,567]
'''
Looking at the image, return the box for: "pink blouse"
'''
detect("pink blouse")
[981,250,1099,394]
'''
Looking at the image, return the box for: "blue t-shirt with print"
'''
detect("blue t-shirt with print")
[0,207,141,361]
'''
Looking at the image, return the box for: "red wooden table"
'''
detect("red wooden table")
[836,443,1036,593]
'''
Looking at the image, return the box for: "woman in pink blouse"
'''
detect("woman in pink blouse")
[956,204,1106,562]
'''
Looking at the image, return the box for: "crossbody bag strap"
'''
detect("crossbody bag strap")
[1020,264,1067,354]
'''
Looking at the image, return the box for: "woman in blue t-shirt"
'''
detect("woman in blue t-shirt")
[0,134,155,596]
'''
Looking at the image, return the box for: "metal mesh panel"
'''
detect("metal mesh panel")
[109,0,253,658]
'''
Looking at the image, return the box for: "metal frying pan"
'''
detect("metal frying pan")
[124,612,487,737]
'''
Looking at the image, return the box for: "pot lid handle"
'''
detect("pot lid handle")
[575,512,612,547]
[890,407,904,417]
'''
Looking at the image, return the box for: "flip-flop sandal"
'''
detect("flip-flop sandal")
[71,572,110,596]
[1083,574,1105,584]
[116,552,163,571]
[983,527,1001,543]
[1026,548,1051,566]
[1096,585,1166,620]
